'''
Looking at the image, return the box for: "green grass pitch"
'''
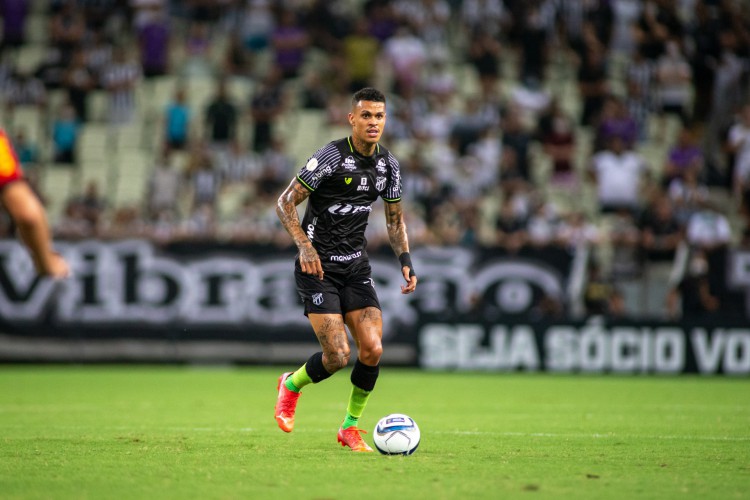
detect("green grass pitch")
[1,365,748,499]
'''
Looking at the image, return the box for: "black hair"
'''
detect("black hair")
[352,87,386,106]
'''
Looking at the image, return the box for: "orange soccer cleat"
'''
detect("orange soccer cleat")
[337,426,374,452]
[274,372,300,433]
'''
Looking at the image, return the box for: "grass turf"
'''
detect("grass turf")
[0,366,748,499]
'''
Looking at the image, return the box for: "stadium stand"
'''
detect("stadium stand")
[1,0,748,320]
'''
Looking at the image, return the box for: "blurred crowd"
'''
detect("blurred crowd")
[1,0,750,319]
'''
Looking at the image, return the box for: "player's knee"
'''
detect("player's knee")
[359,342,382,366]
[323,348,350,372]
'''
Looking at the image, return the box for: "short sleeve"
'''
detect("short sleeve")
[296,143,340,191]
[382,152,402,203]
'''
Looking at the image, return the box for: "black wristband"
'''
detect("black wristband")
[398,252,416,277]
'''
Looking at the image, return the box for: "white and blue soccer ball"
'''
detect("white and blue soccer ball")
[373,413,420,455]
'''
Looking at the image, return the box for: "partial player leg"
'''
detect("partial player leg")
[275,351,332,432]
[345,306,383,367]
[274,313,349,433]
[274,371,299,433]
[309,313,352,373]
[336,306,383,452]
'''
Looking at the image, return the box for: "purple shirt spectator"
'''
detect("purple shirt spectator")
[598,116,638,149]
[271,10,309,80]
[595,97,638,151]
[139,13,170,77]
[662,128,704,186]
[367,3,398,42]
[1,0,28,47]
[668,146,702,172]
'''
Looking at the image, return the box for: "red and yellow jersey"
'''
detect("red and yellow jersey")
[0,128,23,188]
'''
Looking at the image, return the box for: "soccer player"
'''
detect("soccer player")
[274,87,418,452]
[0,128,69,279]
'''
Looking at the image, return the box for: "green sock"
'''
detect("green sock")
[285,364,313,393]
[342,385,371,429]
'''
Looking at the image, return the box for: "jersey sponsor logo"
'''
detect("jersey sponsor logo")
[343,156,357,171]
[376,176,386,191]
[376,158,387,173]
[345,177,352,184]
[312,293,324,305]
[306,216,317,240]
[357,177,369,191]
[305,157,319,171]
[330,251,362,262]
[327,203,372,215]
[312,165,333,182]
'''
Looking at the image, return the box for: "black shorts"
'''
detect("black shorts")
[295,260,381,316]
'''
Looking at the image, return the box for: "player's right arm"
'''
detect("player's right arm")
[276,178,324,280]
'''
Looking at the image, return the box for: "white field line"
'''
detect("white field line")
[4,425,748,442]
[431,431,750,442]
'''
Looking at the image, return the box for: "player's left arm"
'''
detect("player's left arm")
[384,200,417,294]
[1,181,69,278]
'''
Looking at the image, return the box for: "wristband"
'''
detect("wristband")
[398,252,416,278]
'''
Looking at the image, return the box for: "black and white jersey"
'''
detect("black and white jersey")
[296,136,401,272]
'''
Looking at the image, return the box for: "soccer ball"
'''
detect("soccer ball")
[373,413,420,455]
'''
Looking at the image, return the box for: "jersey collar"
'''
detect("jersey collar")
[347,136,380,158]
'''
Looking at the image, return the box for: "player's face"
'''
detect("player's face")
[349,100,386,145]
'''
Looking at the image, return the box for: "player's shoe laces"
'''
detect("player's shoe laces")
[337,426,374,452]
[275,372,300,433]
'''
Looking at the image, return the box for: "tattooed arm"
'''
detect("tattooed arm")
[384,201,417,294]
[276,179,324,280]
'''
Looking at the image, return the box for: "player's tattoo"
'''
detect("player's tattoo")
[351,135,376,157]
[276,180,313,249]
[298,244,319,265]
[358,307,381,324]
[384,201,410,257]
[316,316,349,372]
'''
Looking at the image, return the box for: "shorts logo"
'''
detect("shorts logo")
[312,293,324,306]
[345,177,352,184]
